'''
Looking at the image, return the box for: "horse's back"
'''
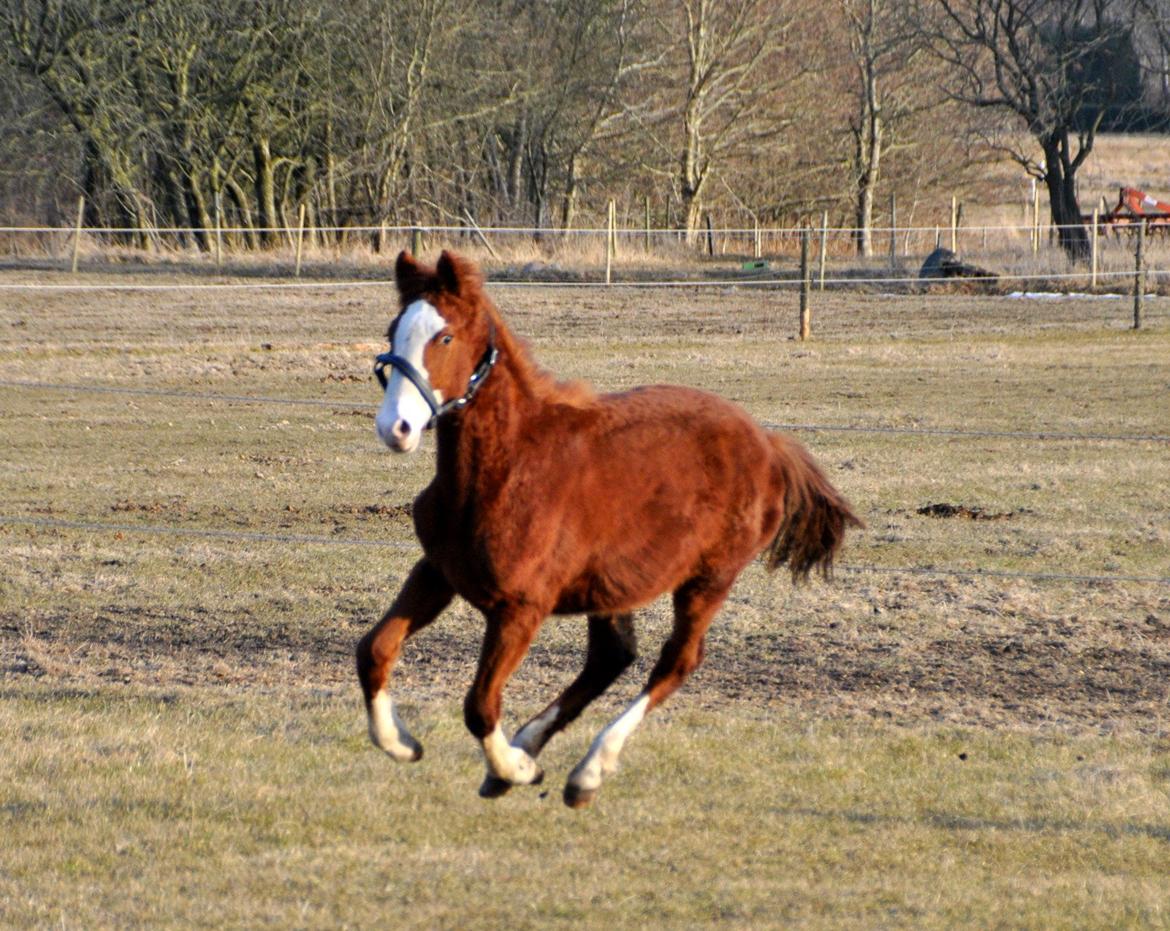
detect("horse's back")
[592,384,777,480]
[441,382,789,613]
[535,384,784,601]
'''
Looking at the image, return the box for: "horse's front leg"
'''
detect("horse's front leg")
[356,559,453,761]
[464,605,546,795]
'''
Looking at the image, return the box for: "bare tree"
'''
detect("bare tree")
[1131,0,1170,119]
[0,0,1002,252]
[2,0,157,239]
[525,0,651,231]
[343,0,458,228]
[643,0,801,240]
[842,0,942,255]
[928,0,1128,259]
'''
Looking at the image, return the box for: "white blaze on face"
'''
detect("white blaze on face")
[375,299,447,453]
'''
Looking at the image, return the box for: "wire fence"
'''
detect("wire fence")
[3,216,1169,296]
[2,379,1167,444]
[0,267,1166,292]
[2,252,1167,589]
[3,514,1167,588]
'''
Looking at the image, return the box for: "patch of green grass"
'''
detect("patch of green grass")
[1,686,1168,929]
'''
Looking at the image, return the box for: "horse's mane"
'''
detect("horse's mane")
[480,296,595,410]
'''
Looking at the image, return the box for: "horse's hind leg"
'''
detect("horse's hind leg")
[479,613,637,799]
[564,578,730,808]
[355,559,453,762]
[517,613,638,755]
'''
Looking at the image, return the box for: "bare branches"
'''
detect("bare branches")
[925,0,1136,258]
[0,0,1152,247]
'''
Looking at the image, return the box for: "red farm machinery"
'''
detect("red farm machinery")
[1094,187,1170,234]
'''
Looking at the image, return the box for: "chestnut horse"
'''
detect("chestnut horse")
[356,251,861,808]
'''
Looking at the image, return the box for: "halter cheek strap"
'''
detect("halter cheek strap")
[373,331,499,428]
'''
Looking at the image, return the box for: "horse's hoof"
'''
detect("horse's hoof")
[478,766,544,799]
[376,739,423,763]
[478,774,512,799]
[562,783,597,809]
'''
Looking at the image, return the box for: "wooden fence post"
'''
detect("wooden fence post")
[1031,181,1040,256]
[463,210,500,261]
[950,195,958,251]
[644,195,651,252]
[1090,208,1099,289]
[411,226,423,257]
[754,216,762,259]
[71,195,85,274]
[888,192,897,272]
[818,209,828,290]
[704,213,715,257]
[605,199,615,284]
[214,192,223,271]
[294,203,307,277]
[799,225,811,341]
[1134,219,1146,330]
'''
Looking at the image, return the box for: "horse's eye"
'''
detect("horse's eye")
[441,334,454,345]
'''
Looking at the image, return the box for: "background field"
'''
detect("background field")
[1,269,1169,927]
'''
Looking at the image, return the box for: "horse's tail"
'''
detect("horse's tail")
[764,432,864,582]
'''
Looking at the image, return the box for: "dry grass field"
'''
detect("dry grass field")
[1,266,1169,928]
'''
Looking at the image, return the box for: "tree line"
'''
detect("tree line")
[2,0,1169,258]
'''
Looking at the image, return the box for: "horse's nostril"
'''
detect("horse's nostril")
[392,418,411,440]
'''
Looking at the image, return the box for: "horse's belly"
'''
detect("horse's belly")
[550,559,681,617]
[551,587,639,617]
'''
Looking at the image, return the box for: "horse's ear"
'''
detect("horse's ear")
[395,251,432,298]
[397,249,421,285]
[436,250,481,297]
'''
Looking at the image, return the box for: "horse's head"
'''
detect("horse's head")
[374,250,498,453]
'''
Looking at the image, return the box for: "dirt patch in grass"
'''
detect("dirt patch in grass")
[5,569,1168,735]
[916,502,1024,521]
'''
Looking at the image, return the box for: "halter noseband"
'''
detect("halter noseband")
[373,327,499,428]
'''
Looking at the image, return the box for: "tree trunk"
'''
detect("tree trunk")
[854,109,882,257]
[180,168,212,252]
[560,150,583,231]
[507,110,527,211]
[1042,133,1090,261]
[80,138,106,228]
[224,178,257,250]
[680,96,705,243]
[324,118,338,246]
[682,189,704,243]
[253,136,278,247]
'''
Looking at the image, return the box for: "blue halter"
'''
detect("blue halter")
[373,331,499,428]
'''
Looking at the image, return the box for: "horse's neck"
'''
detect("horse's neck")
[434,346,536,503]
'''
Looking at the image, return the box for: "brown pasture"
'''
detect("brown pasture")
[1,268,1168,927]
